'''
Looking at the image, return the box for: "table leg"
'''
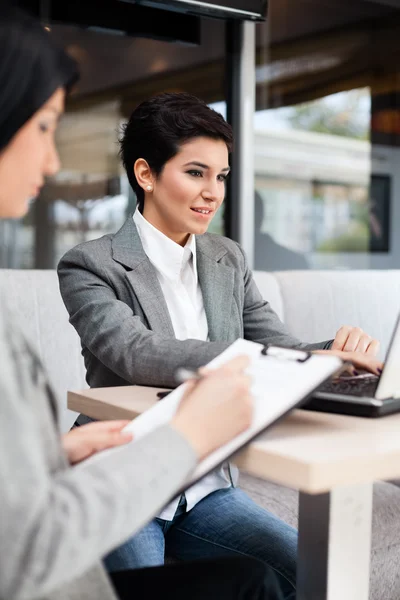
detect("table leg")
[297,482,373,600]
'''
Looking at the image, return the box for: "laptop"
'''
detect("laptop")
[306,313,400,418]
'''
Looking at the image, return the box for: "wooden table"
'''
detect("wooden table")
[69,386,400,600]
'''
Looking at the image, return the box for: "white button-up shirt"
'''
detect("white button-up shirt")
[133,209,233,520]
[134,209,208,342]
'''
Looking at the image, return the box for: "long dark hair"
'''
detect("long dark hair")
[0,5,78,151]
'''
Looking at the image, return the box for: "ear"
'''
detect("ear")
[134,158,154,193]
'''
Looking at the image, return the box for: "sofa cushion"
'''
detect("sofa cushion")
[252,271,285,322]
[274,270,400,358]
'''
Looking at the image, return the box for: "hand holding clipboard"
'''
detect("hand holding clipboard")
[171,355,254,461]
[125,339,343,488]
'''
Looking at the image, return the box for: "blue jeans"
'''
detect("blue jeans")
[104,488,297,600]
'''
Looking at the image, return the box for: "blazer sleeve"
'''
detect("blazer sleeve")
[238,244,333,351]
[0,308,197,599]
[58,245,230,388]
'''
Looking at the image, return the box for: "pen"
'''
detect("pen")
[175,367,204,386]
[157,368,203,401]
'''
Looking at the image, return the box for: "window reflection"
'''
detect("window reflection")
[254,0,400,270]
[0,16,226,269]
[254,88,373,269]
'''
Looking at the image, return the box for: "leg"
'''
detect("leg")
[297,483,373,600]
[110,556,285,600]
[166,487,297,600]
[104,519,165,571]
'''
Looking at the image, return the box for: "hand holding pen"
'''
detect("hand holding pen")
[156,368,204,400]
[175,367,205,385]
[170,356,254,460]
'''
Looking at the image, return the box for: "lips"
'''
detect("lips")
[190,207,213,215]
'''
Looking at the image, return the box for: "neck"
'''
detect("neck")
[141,207,190,247]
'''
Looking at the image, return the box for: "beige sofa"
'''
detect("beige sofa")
[2,268,400,599]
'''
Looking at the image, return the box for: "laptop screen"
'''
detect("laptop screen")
[375,312,400,400]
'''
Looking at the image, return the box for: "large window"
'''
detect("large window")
[253,0,400,270]
[0,14,226,268]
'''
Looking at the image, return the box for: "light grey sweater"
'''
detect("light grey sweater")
[0,297,197,600]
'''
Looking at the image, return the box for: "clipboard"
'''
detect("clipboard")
[122,339,343,492]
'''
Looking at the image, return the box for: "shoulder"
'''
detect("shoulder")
[58,217,139,273]
[58,233,114,271]
[0,293,11,353]
[0,291,28,375]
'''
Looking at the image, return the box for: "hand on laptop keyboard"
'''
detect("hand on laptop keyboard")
[331,325,380,356]
[314,349,383,376]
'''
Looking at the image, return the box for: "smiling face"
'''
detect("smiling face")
[137,136,230,245]
[0,87,64,219]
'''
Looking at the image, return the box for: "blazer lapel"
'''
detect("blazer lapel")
[196,236,235,342]
[112,218,175,337]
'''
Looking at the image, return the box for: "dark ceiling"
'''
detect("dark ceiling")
[267,0,396,45]
[39,0,400,108]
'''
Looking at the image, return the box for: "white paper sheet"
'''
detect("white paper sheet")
[123,339,342,485]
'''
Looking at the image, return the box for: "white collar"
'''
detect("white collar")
[133,209,197,281]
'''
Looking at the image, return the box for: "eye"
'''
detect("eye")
[39,123,50,133]
[187,170,203,178]
[217,173,229,182]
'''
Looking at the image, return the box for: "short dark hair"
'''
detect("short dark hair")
[119,92,234,211]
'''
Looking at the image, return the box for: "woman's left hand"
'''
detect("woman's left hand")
[316,349,383,375]
[62,420,133,465]
[331,326,380,356]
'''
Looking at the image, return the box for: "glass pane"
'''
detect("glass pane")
[1,16,226,268]
[254,0,400,270]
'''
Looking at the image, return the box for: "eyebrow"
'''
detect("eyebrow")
[183,161,230,172]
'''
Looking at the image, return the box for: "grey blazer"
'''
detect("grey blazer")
[58,217,332,390]
[0,296,196,600]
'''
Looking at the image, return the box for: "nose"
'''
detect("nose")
[44,138,61,178]
[202,179,221,202]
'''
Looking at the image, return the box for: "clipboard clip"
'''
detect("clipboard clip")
[261,345,312,363]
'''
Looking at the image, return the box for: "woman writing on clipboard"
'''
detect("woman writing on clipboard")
[0,6,288,600]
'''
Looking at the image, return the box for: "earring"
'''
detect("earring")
[146,185,153,192]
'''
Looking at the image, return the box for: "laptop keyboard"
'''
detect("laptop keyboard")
[318,376,379,398]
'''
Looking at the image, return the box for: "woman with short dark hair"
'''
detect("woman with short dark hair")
[59,90,382,599]
[0,5,287,600]
[60,93,301,598]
